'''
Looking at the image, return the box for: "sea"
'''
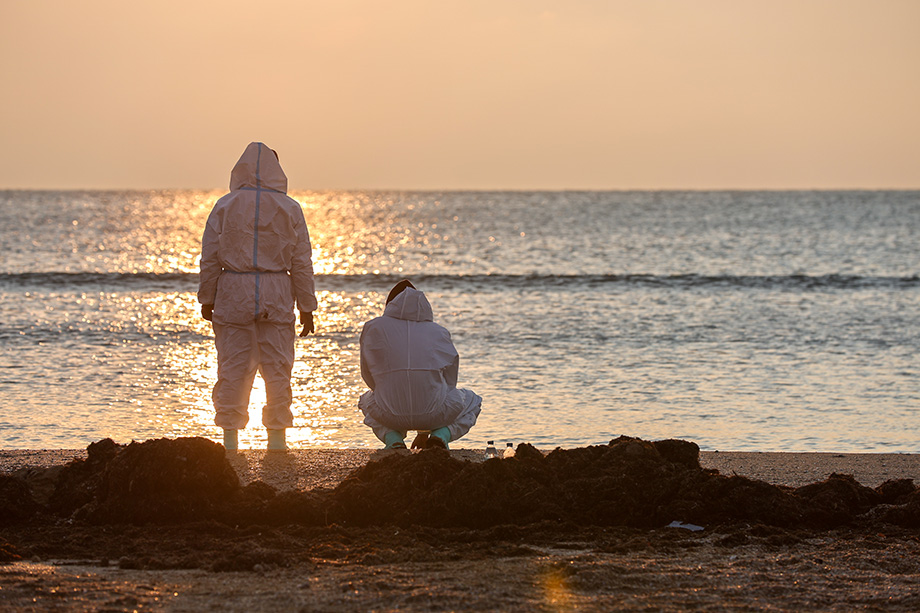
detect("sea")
[0,190,917,452]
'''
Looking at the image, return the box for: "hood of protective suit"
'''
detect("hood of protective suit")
[383,287,434,322]
[229,142,288,193]
[198,141,316,324]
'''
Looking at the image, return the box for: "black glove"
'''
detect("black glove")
[201,304,214,321]
[300,310,315,337]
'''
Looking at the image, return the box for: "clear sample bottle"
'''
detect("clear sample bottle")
[503,442,516,458]
[484,440,499,459]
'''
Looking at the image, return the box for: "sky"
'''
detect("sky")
[1,0,918,190]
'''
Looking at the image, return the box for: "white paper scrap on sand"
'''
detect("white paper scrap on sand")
[667,520,704,532]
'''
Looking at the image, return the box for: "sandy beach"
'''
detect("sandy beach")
[2,442,920,611]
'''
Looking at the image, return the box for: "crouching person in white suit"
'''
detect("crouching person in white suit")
[358,280,482,450]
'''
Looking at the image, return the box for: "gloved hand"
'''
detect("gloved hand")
[299,310,315,337]
[201,304,214,321]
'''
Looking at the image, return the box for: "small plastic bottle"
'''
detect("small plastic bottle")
[484,440,499,460]
[503,442,516,458]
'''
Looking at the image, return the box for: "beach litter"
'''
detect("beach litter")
[667,521,704,531]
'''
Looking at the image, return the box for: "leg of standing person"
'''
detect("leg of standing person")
[257,319,296,449]
[213,323,259,447]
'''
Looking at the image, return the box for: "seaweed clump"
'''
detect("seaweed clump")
[49,437,238,524]
[4,436,919,532]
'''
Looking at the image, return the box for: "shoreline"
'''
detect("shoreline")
[3,447,918,490]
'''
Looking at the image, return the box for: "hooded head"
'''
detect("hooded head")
[385,279,416,305]
[383,286,433,322]
[230,142,288,193]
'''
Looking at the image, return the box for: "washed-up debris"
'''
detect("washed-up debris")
[2,436,918,532]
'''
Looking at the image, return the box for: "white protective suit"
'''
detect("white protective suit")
[358,287,482,443]
[198,142,317,430]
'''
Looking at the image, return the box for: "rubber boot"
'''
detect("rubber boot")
[267,429,287,451]
[223,429,238,451]
[428,427,451,450]
[384,430,407,450]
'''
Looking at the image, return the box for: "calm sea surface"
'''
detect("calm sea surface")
[0,190,917,451]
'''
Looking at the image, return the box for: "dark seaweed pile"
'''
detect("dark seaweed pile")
[3,436,919,531]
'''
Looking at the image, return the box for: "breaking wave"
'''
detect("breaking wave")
[1,272,917,292]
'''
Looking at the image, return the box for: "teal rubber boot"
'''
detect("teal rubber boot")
[223,429,238,451]
[384,430,407,450]
[267,429,287,451]
[428,427,451,450]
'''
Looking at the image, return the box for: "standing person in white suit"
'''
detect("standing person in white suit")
[359,280,482,449]
[198,142,317,451]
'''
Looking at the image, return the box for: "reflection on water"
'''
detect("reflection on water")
[4,280,917,452]
[0,283,380,449]
[1,190,918,451]
[131,290,380,450]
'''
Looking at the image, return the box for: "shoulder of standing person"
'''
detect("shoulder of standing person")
[284,196,309,228]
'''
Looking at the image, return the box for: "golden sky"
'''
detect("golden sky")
[1,0,918,190]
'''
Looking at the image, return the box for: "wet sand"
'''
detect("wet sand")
[4,532,919,612]
[2,446,920,612]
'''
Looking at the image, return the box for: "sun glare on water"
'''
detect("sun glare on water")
[133,283,379,449]
[104,192,389,448]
